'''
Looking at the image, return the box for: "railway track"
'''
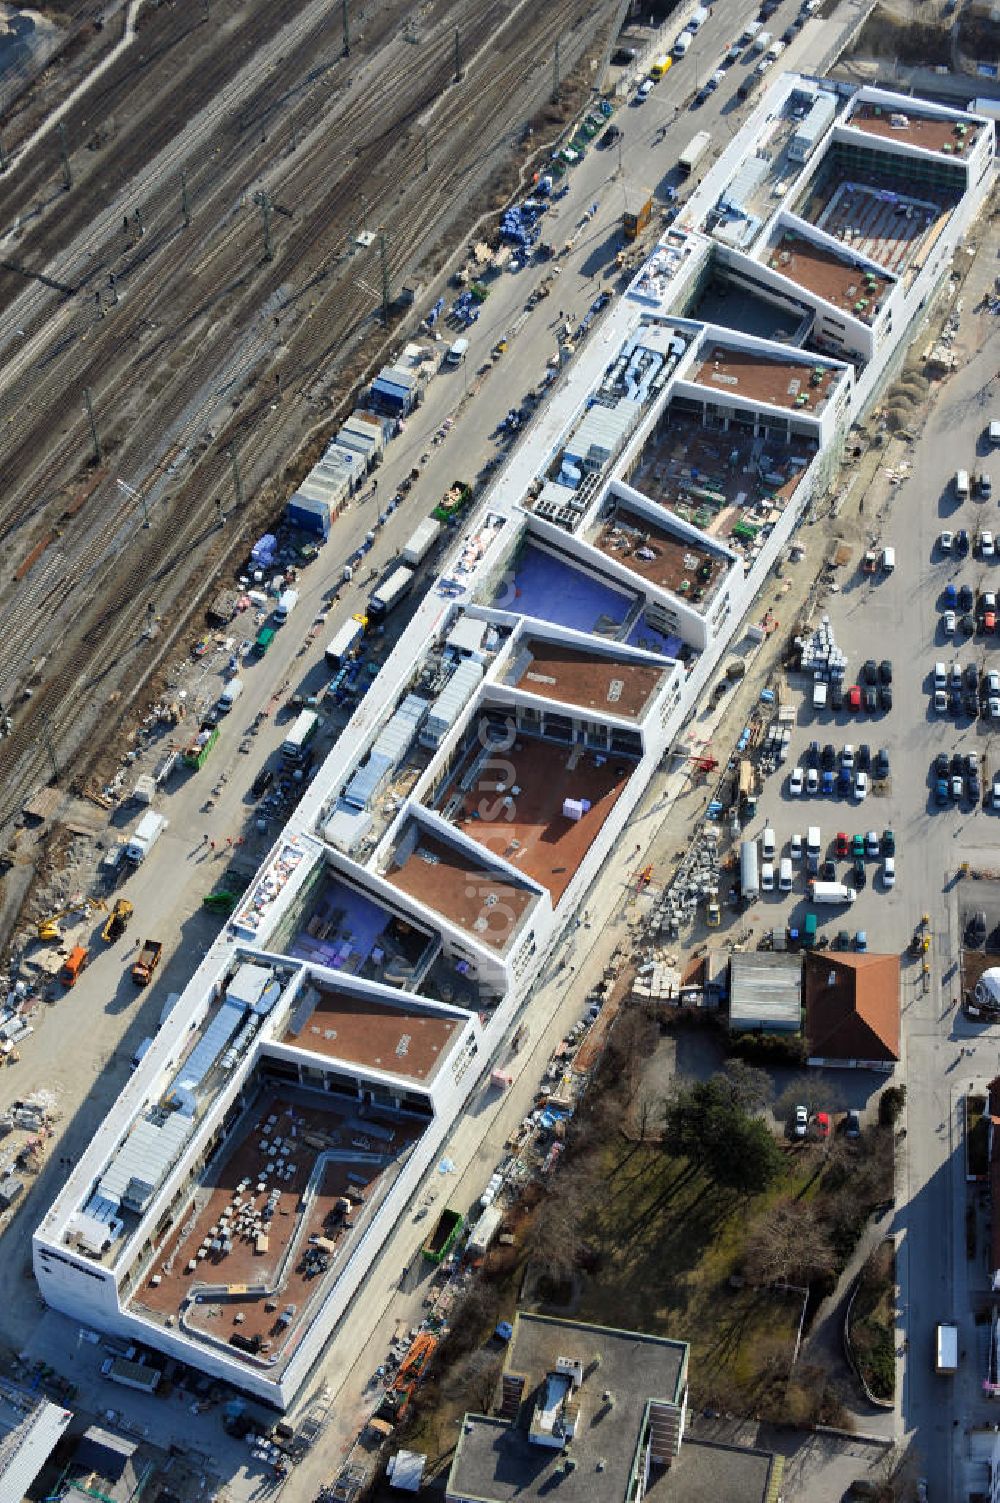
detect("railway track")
[0,0,610,827]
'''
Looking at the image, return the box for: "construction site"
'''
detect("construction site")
[0,0,613,832]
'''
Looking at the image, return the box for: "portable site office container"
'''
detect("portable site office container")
[368,565,415,620]
[325,619,365,669]
[282,710,320,762]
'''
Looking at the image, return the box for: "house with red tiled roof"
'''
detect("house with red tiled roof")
[803,952,900,1071]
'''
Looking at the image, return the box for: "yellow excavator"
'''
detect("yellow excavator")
[102,898,134,944]
[36,897,103,943]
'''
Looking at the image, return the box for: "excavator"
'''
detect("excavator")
[36,897,103,943]
[102,898,134,944]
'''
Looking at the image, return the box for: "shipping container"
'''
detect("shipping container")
[286,494,331,539]
[402,517,442,566]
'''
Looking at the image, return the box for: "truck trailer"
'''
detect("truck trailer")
[679,130,712,176]
[368,565,415,621]
[401,517,442,567]
[421,1207,463,1264]
[132,939,163,986]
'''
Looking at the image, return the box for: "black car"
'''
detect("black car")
[806,740,820,767]
[830,682,844,711]
[959,584,975,611]
[781,25,796,42]
[822,858,837,881]
[965,691,980,717]
[857,743,871,771]
[821,743,837,769]
[862,659,878,684]
[970,770,982,801]
[949,689,962,715]
[965,663,979,691]
[879,659,892,684]
[879,684,892,710]
[864,685,878,712]
[852,857,867,888]
[599,123,623,148]
[956,530,970,556]
[952,752,965,774]
[935,752,949,778]
[875,748,890,779]
[250,766,274,798]
[961,613,976,637]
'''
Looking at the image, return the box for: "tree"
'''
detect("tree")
[743,1199,838,1286]
[879,1084,906,1127]
[665,1078,782,1195]
[715,1059,773,1114]
[442,1349,503,1413]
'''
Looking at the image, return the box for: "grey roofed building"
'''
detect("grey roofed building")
[72,1424,137,1484]
[446,1313,782,1503]
[728,952,802,1034]
[0,1390,72,1502]
[446,1313,689,1503]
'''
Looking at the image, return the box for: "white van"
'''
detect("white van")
[881,546,895,572]
[956,469,970,499]
[751,29,772,52]
[672,31,692,57]
[807,826,821,858]
[275,588,299,623]
[779,857,793,891]
[762,825,776,860]
[446,337,469,367]
[218,677,243,711]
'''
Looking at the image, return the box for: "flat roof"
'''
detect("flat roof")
[283,986,461,1082]
[385,829,539,953]
[132,1088,423,1368]
[506,637,667,720]
[847,101,980,156]
[690,345,838,413]
[794,152,959,278]
[729,952,802,1031]
[433,734,635,903]
[645,1437,781,1502]
[588,501,729,610]
[762,228,893,323]
[447,1313,686,1503]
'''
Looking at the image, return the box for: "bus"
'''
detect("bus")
[282,709,320,763]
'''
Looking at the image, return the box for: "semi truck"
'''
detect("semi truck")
[935,1320,959,1374]
[101,1356,162,1394]
[132,939,163,986]
[678,130,712,176]
[325,618,365,669]
[368,565,415,621]
[401,517,442,567]
[808,880,856,905]
[126,811,167,863]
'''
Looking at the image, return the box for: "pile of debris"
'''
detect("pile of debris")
[653,826,720,937]
[631,954,682,1003]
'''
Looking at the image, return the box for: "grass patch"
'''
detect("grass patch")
[848,1241,896,1401]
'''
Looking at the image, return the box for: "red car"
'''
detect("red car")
[815,1111,831,1139]
[835,832,849,857]
[847,685,862,711]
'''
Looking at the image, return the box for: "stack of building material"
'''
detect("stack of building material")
[798,614,847,680]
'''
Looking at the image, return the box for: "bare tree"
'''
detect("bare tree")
[442,1349,503,1413]
[742,1199,837,1287]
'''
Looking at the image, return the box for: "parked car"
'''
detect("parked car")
[862,659,878,685]
[830,682,844,711]
[864,685,878,712]
[841,744,855,770]
[843,1111,861,1139]
[854,769,869,800]
[794,1104,808,1138]
[847,686,862,711]
[956,529,970,555]
[992,772,1000,811]
[865,830,880,857]
[821,743,837,768]
[250,766,275,798]
[939,530,953,554]
[789,766,805,796]
[878,659,892,684]
[943,609,957,635]
[959,584,974,612]
[852,856,867,887]
[874,748,890,780]
[835,832,849,857]
[879,684,892,710]
[882,829,895,855]
[943,583,958,609]
[882,856,895,889]
[806,767,819,793]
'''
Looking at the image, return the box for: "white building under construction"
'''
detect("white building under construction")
[33,76,995,1408]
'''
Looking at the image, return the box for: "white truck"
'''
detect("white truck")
[368,565,415,621]
[126,811,167,864]
[325,618,365,669]
[678,130,712,177]
[274,588,299,623]
[218,676,243,711]
[402,517,442,567]
[809,880,856,905]
[935,1320,959,1374]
